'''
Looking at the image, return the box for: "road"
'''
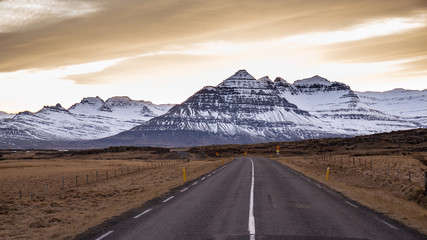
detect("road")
[87,157,425,240]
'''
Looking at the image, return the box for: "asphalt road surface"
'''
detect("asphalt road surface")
[88,157,425,240]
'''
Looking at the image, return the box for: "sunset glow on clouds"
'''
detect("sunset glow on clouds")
[0,0,426,113]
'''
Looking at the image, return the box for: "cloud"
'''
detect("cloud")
[0,0,101,32]
[1,0,426,73]
[282,14,427,45]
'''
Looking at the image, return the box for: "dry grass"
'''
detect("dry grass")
[0,151,232,240]
[273,154,427,235]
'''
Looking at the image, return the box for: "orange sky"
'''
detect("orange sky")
[1,0,426,113]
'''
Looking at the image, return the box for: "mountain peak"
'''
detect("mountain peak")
[293,75,332,86]
[225,69,256,81]
[107,96,132,101]
[274,77,288,83]
[258,76,272,83]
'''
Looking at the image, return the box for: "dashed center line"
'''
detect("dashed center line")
[134,209,152,219]
[180,188,188,192]
[248,158,255,240]
[163,196,174,203]
[375,217,399,230]
[201,177,206,180]
[95,230,113,240]
[192,181,199,185]
[207,174,212,177]
[345,201,358,208]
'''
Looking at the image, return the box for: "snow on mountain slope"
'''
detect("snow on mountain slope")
[0,97,173,141]
[275,76,420,135]
[102,70,348,147]
[0,70,424,148]
[0,111,14,119]
[357,89,427,127]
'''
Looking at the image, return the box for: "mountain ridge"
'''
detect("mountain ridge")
[0,69,425,148]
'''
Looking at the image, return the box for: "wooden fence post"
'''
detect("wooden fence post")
[424,172,427,196]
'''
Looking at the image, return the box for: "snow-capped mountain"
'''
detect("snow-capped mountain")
[0,70,425,148]
[94,70,423,147]
[276,76,419,134]
[0,97,173,142]
[0,111,14,119]
[357,89,427,127]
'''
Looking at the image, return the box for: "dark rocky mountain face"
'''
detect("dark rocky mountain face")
[96,70,349,147]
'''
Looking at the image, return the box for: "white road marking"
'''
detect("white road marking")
[375,217,399,230]
[316,184,323,189]
[95,230,113,240]
[345,201,358,208]
[201,177,206,180]
[248,158,255,240]
[192,181,199,185]
[133,209,152,219]
[163,196,174,203]
[180,188,188,192]
[207,174,211,177]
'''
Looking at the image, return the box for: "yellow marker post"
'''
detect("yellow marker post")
[222,159,224,165]
[183,167,186,182]
[244,151,247,156]
[326,167,330,181]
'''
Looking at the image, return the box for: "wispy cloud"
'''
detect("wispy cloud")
[282,14,427,45]
[0,0,101,32]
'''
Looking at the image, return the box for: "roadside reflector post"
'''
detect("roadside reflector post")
[183,167,186,182]
[222,159,224,165]
[424,172,427,196]
[326,167,330,181]
[44,184,47,197]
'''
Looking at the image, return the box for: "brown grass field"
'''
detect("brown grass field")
[0,149,232,240]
